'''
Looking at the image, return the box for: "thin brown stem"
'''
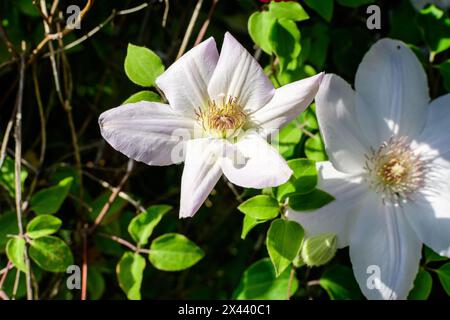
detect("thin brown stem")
[287,267,296,300]
[194,0,219,46]
[176,0,204,59]
[89,160,134,234]
[13,51,33,300]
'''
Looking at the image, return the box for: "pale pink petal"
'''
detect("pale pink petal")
[315,74,370,174]
[99,102,195,165]
[251,73,323,130]
[180,138,223,218]
[156,37,219,116]
[355,39,429,147]
[207,33,275,114]
[220,131,292,188]
[350,193,422,300]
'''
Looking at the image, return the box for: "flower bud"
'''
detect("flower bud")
[301,233,337,267]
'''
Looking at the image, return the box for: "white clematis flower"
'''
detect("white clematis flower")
[410,0,450,10]
[288,38,450,300]
[99,32,323,218]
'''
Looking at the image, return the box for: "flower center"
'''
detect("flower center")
[196,96,247,139]
[364,136,428,204]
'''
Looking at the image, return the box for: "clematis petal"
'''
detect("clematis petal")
[251,73,324,130]
[155,37,219,116]
[287,161,368,248]
[403,156,450,257]
[99,102,196,166]
[180,138,223,218]
[207,32,275,113]
[350,193,422,300]
[315,74,370,174]
[355,39,429,147]
[413,94,450,161]
[220,131,292,188]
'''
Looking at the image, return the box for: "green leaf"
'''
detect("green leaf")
[268,18,301,72]
[304,0,334,22]
[0,212,19,253]
[237,195,280,220]
[266,219,304,276]
[87,267,106,300]
[124,44,165,87]
[6,237,27,272]
[336,0,375,7]
[241,215,266,240]
[418,5,450,54]
[29,236,74,272]
[272,121,302,158]
[248,11,276,54]
[149,233,204,271]
[439,60,450,92]
[268,1,310,22]
[233,258,298,300]
[26,215,62,239]
[123,91,162,104]
[424,245,448,263]
[117,252,146,300]
[277,159,317,201]
[320,264,363,300]
[0,156,28,197]
[128,205,172,245]
[301,233,337,267]
[305,133,327,161]
[18,0,41,17]
[436,262,450,295]
[302,22,330,69]
[408,268,432,300]
[30,177,73,215]
[289,189,335,211]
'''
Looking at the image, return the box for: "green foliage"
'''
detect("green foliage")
[436,263,450,295]
[6,237,27,272]
[439,60,450,92]
[128,205,172,245]
[234,258,298,300]
[289,189,335,211]
[0,156,28,197]
[28,236,74,272]
[269,18,301,71]
[237,195,280,220]
[0,212,18,253]
[276,158,317,201]
[241,215,266,240]
[320,265,363,300]
[248,1,308,71]
[123,91,162,104]
[266,219,304,276]
[424,246,448,263]
[117,252,146,300]
[30,177,73,215]
[336,0,375,8]
[305,133,327,161]
[26,215,62,239]
[148,233,204,272]
[124,44,165,87]
[304,0,334,22]
[408,268,433,300]
[417,5,450,54]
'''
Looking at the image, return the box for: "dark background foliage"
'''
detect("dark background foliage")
[0,0,449,300]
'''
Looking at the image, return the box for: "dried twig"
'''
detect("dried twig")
[89,160,135,234]
[13,50,33,300]
[176,0,204,59]
[194,0,219,46]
